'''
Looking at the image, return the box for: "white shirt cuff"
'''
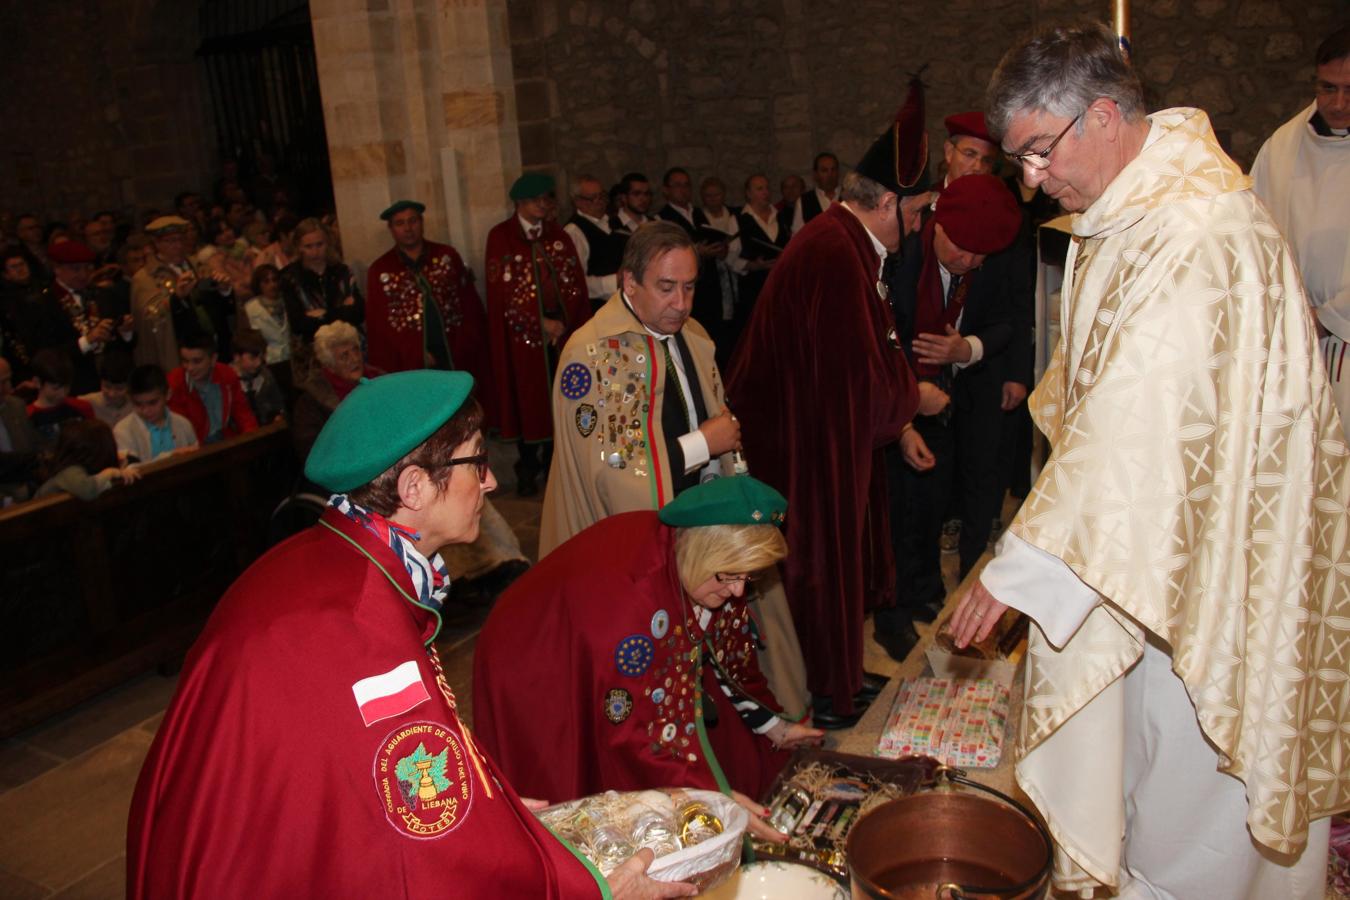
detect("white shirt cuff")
[756,714,786,736]
[954,335,984,370]
[677,429,711,474]
[979,531,1098,648]
[78,336,97,354]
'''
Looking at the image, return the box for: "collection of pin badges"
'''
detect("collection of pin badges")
[493,243,580,349]
[377,252,467,332]
[603,597,762,767]
[564,335,652,478]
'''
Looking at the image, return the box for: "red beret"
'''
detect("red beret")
[47,240,96,265]
[944,111,994,146]
[934,174,1021,255]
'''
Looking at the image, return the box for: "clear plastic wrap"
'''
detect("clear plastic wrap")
[538,788,748,892]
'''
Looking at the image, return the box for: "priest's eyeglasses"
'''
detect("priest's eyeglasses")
[444,453,491,483]
[1004,113,1082,171]
[715,572,760,584]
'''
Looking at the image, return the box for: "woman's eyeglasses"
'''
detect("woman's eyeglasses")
[714,572,760,584]
[443,453,491,483]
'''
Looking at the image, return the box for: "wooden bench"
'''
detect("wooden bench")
[0,423,295,737]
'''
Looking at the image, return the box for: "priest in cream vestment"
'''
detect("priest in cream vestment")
[951,24,1350,900]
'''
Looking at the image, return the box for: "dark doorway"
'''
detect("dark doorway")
[197,0,333,214]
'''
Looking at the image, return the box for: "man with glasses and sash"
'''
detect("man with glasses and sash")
[949,22,1350,899]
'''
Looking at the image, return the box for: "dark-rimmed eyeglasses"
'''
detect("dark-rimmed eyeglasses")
[1004,113,1082,171]
[715,572,760,584]
[444,453,491,483]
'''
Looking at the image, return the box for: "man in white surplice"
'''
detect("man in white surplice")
[1251,24,1350,443]
[949,23,1350,900]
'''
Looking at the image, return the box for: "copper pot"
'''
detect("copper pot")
[845,773,1051,900]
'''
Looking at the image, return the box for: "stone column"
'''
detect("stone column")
[310,0,521,282]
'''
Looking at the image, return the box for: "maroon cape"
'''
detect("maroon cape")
[484,217,589,441]
[474,511,788,802]
[726,204,919,715]
[364,241,492,390]
[128,509,601,899]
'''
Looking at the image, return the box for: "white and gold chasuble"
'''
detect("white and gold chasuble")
[1010,108,1350,893]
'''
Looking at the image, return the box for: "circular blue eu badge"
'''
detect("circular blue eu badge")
[615,634,655,677]
[559,362,592,400]
[650,609,670,640]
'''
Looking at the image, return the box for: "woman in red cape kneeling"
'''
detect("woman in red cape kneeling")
[474,476,823,842]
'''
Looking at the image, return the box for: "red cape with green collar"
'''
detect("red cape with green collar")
[128,509,602,899]
[484,217,590,441]
[473,511,788,803]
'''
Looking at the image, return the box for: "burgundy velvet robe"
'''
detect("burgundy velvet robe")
[484,218,589,442]
[128,510,601,899]
[473,511,788,803]
[726,204,919,715]
[364,241,491,390]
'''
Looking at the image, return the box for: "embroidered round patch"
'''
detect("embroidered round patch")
[652,687,666,705]
[575,403,597,437]
[661,723,677,742]
[605,688,633,724]
[373,720,473,840]
[560,362,592,400]
[615,634,655,677]
[651,609,670,640]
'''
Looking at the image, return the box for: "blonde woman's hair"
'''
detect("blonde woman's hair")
[294,217,342,265]
[674,523,788,591]
[313,320,361,369]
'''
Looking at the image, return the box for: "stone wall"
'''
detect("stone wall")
[310,0,523,284]
[0,0,217,220]
[507,0,1345,205]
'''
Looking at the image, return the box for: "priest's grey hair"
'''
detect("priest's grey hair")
[986,21,1145,141]
[839,171,890,210]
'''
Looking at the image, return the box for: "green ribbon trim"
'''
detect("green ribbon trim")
[691,645,756,863]
[544,824,614,900]
[318,518,443,646]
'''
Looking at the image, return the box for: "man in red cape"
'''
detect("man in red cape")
[485,173,590,495]
[725,78,943,727]
[474,477,821,831]
[364,199,491,389]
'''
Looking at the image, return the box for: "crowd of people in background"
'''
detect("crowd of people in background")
[0,149,909,510]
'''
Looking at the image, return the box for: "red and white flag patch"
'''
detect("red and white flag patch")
[352,660,431,727]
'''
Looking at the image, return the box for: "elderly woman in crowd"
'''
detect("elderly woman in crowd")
[291,320,375,463]
[128,370,692,898]
[475,477,824,842]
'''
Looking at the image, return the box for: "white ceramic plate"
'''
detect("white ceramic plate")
[702,860,848,900]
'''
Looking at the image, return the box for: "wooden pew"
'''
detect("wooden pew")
[0,423,295,737]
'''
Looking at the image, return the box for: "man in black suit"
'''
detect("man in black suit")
[875,173,1028,661]
[657,167,730,353]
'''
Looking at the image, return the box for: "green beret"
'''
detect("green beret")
[509,172,556,201]
[658,476,787,528]
[305,370,474,492]
[380,200,426,221]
